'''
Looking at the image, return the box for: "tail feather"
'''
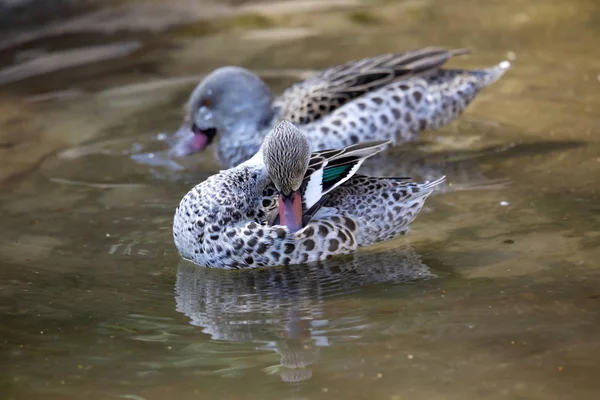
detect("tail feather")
[482,60,511,85]
[415,176,446,196]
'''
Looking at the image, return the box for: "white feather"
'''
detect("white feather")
[304,167,324,210]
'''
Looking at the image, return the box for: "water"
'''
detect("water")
[1,0,600,399]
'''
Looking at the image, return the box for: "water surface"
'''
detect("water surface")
[1,0,600,399]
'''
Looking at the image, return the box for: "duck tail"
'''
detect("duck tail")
[479,60,511,86]
[417,175,446,196]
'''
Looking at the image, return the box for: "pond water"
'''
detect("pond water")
[1,0,600,399]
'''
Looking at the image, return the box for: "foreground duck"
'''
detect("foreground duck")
[173,121,444,269]
[170,47,510,168]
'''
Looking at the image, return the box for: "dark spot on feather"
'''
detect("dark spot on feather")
[391,108,401,119]
[328,239,339,252]
[210,234,219,241]
[357,102,366,110]
[303,226,315,237]
[247,237,258,247]
[413,91,423,102]
[405,113,412,123]
[284,243,295,254]
[332,120,342,126]
[399,84,409,91]
[257,243,268,254]
[344,218,357,231]
[318,225,329,237]
[276,228,286,239]
[304,240,315,251]
[380,114,389,124]
[262,199,271,207]
[338,231,347,242]
[282,257,291,265]
[372,97,383,105]
[321,126,330,134]
[419,119,427,131]
[271,251,280,260]
[245,256,254,265]
[349,135,359,144]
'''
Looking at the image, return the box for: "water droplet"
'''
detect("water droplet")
[500,201,510,206]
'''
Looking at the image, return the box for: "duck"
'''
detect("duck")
[173,120,444,269]
[169,47,510,168]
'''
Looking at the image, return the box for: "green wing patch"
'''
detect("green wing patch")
[323,164,353,182]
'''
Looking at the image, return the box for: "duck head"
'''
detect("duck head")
[170,66,274,157]
[262,120,310,233]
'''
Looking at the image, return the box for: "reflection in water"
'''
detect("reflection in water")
[175,245,434,382]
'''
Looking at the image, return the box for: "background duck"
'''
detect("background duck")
[173,121,444,269]
[170,47,510,168]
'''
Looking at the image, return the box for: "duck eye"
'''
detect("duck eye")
[201,98,212,107]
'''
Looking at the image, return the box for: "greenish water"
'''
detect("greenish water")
[1,0,600,399]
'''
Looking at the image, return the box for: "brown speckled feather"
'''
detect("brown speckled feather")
[274,48,470,125]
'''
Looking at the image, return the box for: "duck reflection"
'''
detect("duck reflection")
[175,244,434,382]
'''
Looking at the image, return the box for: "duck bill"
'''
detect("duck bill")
[169,123,215,157]
[278,192,303,233]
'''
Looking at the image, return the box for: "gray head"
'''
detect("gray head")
[170,66,274,157]
[262,120,310,196]
[262,121,310,233]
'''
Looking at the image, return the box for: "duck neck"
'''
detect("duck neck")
[216,112,275,169]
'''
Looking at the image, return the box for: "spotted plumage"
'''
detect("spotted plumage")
[170,47,510,168]
[173,121,444,269]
